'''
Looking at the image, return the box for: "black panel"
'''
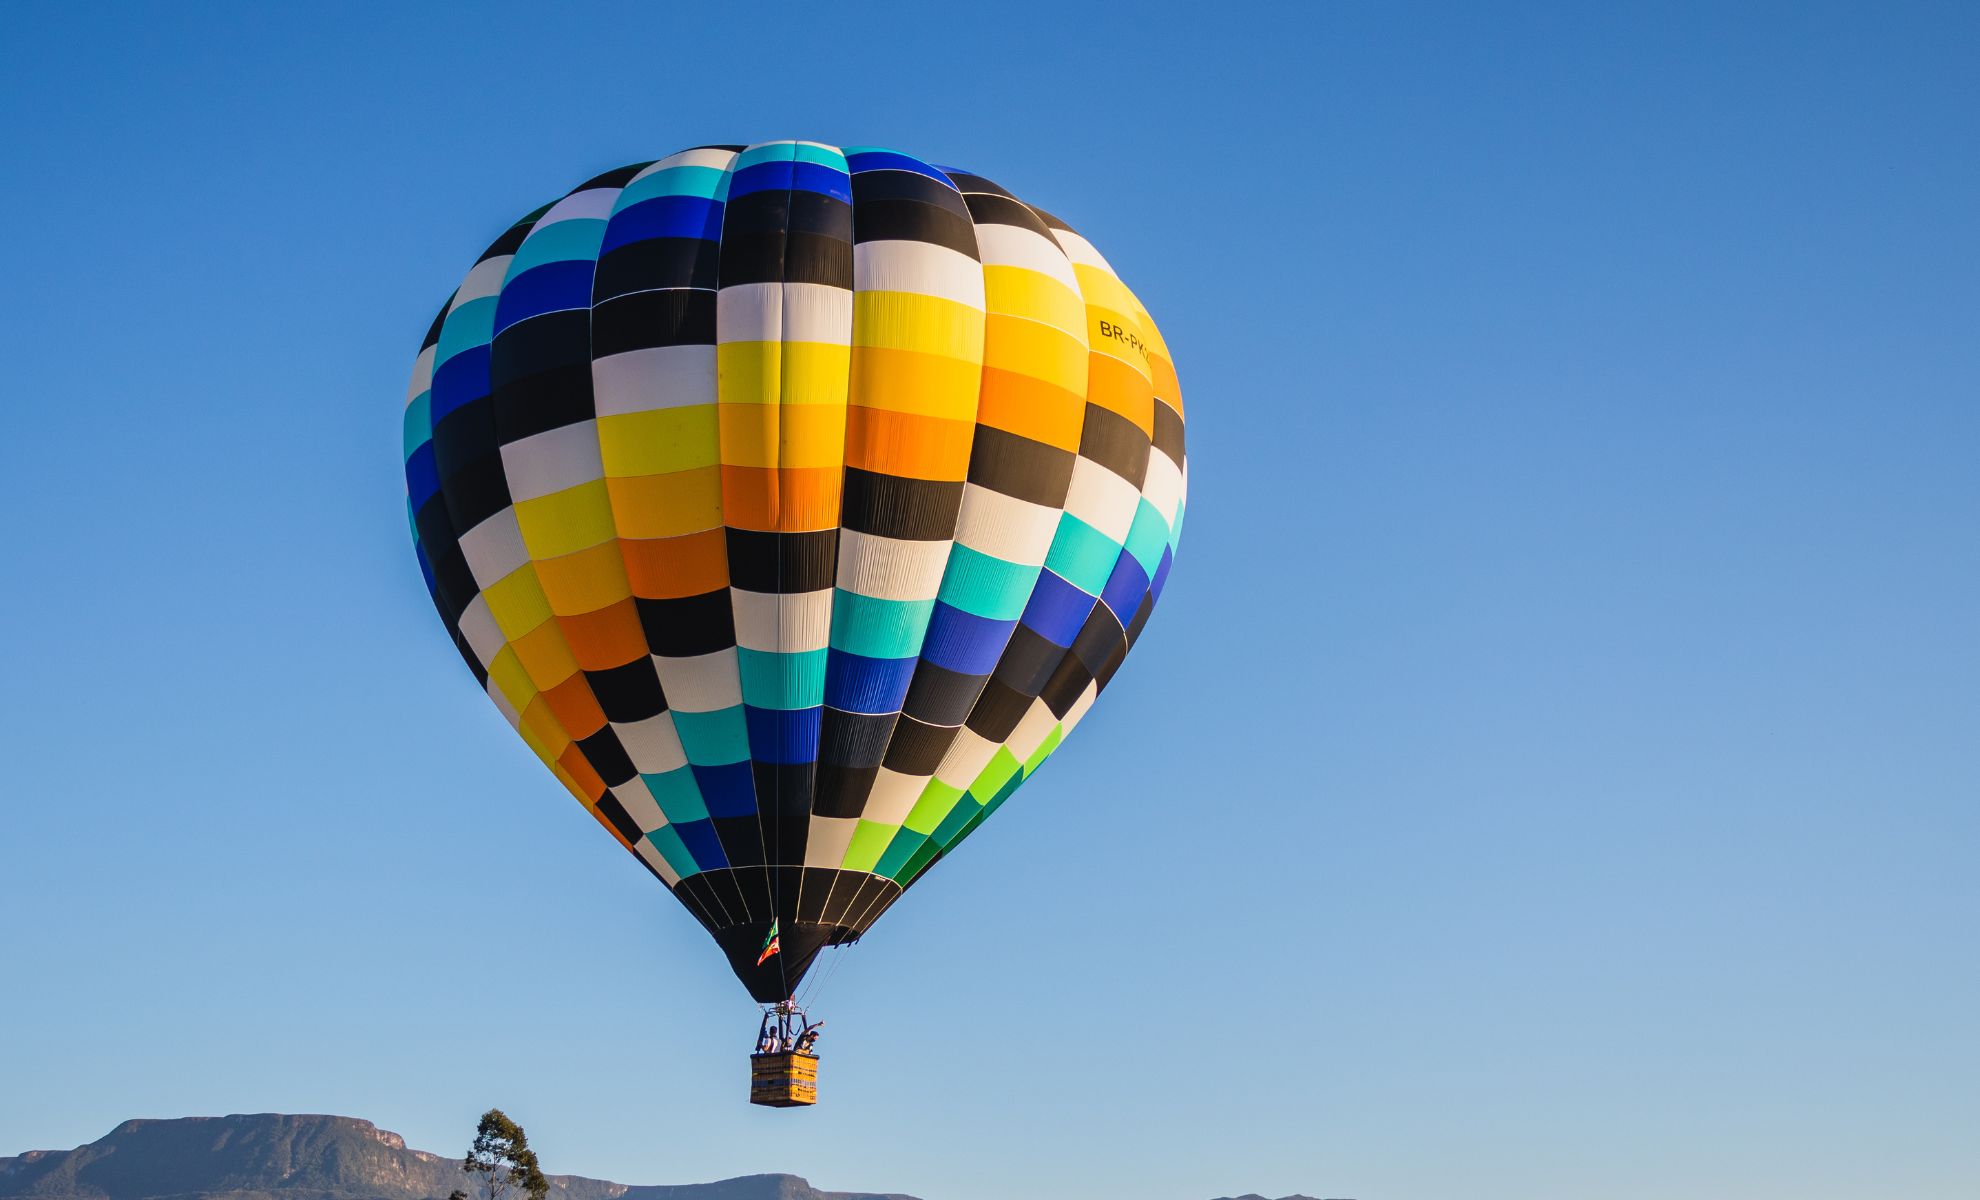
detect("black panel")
[1152,399,1186,464]
[595,792,644,844]
[782,231,854,287]
[882,714,958,775]
[946,170,1016,199]
[635,590,736,657]
[715,817,767,870]
[850,168,972,219]
[902,661,990,727]
[431,395,498,479]
[491,360,593,443]
[990,625,1065,698]
[1077,402,1153,485]
[593,238,721,298]
[1030,205,1075,234]
[436,450,511,534]
[1039,652,1096,719]
[590,288,716,355]
[818,709,897,767]
[577,727,637,786]
[840,469,964,540]
[724,528,839,593]
[965,676,1032,742]
[578,162,652,190]
[1124,591,1156,649]
[812,764,880,819]
[1070,606,1127,675]
[963,191,1053,236]
[967,425,1076,507]
[584,658,668,723]
[850,197,978,260]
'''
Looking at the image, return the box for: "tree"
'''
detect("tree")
[457,1109,548,1200]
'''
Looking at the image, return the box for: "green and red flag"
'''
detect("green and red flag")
[756,919,781,966]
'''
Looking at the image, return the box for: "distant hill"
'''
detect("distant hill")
[0,1116,1331,1200]
[0,1115,911,1200]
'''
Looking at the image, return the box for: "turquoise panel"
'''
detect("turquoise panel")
[736,647,829,710]
[646,825,701,879]
[435,296,496,366]
[402,392,431,459]
[671,706,750,765]
[830,592,937,659]
[938,544,1040,619]
[1043,514,1120,596]
[1123,498,1170,578]
[508,218,607,276]
[643,767,710,824]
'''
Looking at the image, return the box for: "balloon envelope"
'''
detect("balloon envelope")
[404,143,1186,1001]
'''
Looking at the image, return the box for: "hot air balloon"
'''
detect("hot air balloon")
[403,142,1186,1104]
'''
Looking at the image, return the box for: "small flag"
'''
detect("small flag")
[756,919,781,966]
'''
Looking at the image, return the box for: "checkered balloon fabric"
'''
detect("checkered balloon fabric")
[404,143,1186,1001]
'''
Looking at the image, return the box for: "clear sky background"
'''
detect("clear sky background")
[3,3,1976,1199]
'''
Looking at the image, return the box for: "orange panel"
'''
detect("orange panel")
[533,540,632,616]
[1086,352,1155,437]
[720,465,844,532]
[558,598,648,670]
[845,407,974,480]
[511,619,580,689]
[975,367,1085,450]
[605,467,725,539]
[557,742,609,802]
[541,673,607,739]
[621,528,730,598]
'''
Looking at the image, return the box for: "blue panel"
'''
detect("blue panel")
[599,194,724,252]
[671,818,731,871]
[493,260,596,334]
[1149,545,1175,603]
[1018,570,1093,648]
[428,345,489,422]
[823,651,919,714]
[745,705,822,764]
[1100,552,1151,626]
[920,604,1017,675]
[845,150,957,187]
[690,762,757,819]
[404,442,440,509]
[790,160,852,202]
[728,159,796,197]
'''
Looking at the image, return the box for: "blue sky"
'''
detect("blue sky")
[3,3,1977,1198]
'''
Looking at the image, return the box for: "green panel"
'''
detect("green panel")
[903,778,965,835]
[1123,498,1170,578]
[642,768,708,824]
[874,829,928,880]
[894,836,944,885]
[508,218,607,276]
[938,544,1040,619]
[1043,514,1120,596]
[672,706,750,765]
[402,391,431,459]
[967,747,1023,805]
[736,647,828,709]
[930,793,983,845]
[829,591,936,660]
[1023,725,1064,774]
[435,296,497,366]
[646,825,700,879]
[839,819,897,873]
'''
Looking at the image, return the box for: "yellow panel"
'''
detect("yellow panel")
[718,341,852,406]
[853,292,985,361]
[1084,304,1156,381]
[982,315,1087,395]
[719,402,848,468]
[850,346,983,420]
[717,340,780,405]
[599,406,719,476]
[514,480,617,558]
[486,645,538,713]
[983,265,1085,335]
[605,468,725,537]
[519,694,571,758]
[511,618,581,689]
[533,539,633,615]
[482,566,553,640]
[1071,262,1138,315]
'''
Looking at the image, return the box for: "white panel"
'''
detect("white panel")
[973,224,1081,292]
[732,588,833,653]
[780,283,854,345]
[1140,450,1185,526]
[406,345,435,403]
[1062,456,1140,542]
[485,680,522,728]
[457,594,506,668]
[456,256,511,303]
[535,187,618,225]
[1060,682,1099,734]
[459,510,531,588]
[1050,227,1115,274]
[933,727,1000,791]
[651,147,739,173]
[613,776,669,831]
[862,767,930,827]
[499,421,603,502]
[614,713,688,774]
[1004,702,1058,762]
[804,815,860,868]
[953,483,1060,564]
[633,837,682,886]
[593,345,716,417]
[854,242,985,308]
[654,649,743,712]
[836,530,952,600]
[717,283,781,342]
